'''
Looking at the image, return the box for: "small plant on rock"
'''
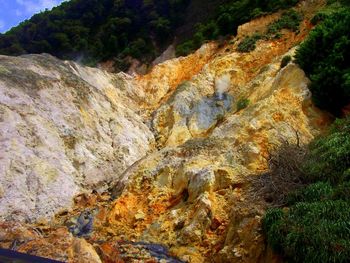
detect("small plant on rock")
[236,98,250,111]
[280,55,292,68]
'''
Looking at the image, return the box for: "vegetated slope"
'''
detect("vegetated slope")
[296,4,350,116]
[0,0,300,70]
[0,0,191,69]
[175,0,301,56]
[0,1,331,262]
[264,118,350,263]
[263,2,350,263]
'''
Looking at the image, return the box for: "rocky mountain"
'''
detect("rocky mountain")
[0,0,337,262]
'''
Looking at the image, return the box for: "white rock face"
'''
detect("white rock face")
[0,54,155,221]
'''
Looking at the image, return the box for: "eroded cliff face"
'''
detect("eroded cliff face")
[0,54,155,221]
[0,1,329,262]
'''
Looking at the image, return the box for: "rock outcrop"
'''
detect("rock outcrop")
[0,1,330,262]
[0,54,155,222]
[103,55,328,262]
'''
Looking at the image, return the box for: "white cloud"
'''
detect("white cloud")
[16,0,60,14]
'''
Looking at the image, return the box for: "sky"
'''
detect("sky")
[0,0,66,33]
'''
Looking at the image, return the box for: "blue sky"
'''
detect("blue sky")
[0,0,66,33]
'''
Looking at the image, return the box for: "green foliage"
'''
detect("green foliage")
[327,0,350,6]
[264,117,350,263]
[295,8,350,115]
[237,34,262,52]
[0,0,191,68]
[250,8,268,18]
[176,0,300,56]
[236,98,250,111]
[333,182,350,200]
[264,201,350,263]
[302,118,350,184]
[267,9,303,35]
[287,182,334,203]
[176,40,195,57]
[280,55,292,68]
[311,0,350,25]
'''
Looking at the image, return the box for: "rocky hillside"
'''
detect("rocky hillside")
[0,1,331,262]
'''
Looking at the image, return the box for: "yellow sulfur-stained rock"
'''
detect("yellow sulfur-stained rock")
[100,7,330,261]
[72,238,102,263]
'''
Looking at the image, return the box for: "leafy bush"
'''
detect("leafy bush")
[267,9,303,35]
[280,55,292,68]
[236,98,250,110]
[287,182,334,204]
[302,118,350,184]
[264,201,350,263]
[263,117,350,263]
[333,182,350,200]
[327,0,350,6]
[295,8,350,115]
[311,1,350,24]
[250,8,268,18]
[237,34,262,52]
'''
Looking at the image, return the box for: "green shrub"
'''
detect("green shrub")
[267,9,303,35]
[287,182,334,204]
[302,118,350,184]
[265,0,300,11]
[327,0,350,6]
[264,201,350,263]
[236,98,250,110]
[333,182,350,200]
[237,34,262,52]
[310,12,328,24]
[250,8,268,18]
[295,8,350,115]
[263,209,285,252]
[175,40,196,57]
[280,55,292,68]
[311,1,348,25]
